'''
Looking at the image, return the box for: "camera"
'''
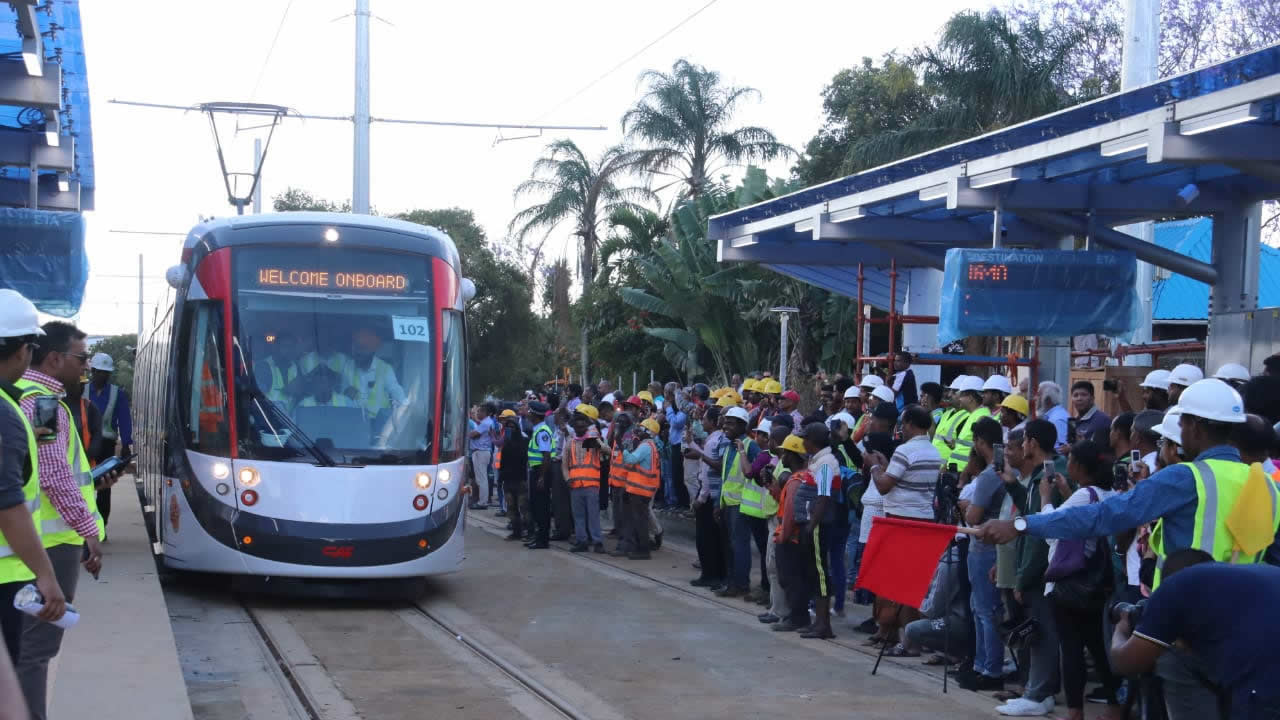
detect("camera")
[1110,599,1147,626]
[935,463,961,524]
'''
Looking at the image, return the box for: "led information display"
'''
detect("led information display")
[938,248,1140,343]
[236,247,429,296]
[255,269,409,291]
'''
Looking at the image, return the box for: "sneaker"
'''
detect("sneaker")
[996,697,1054,716]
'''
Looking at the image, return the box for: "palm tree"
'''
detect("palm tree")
[509,139,654,382]
[597,206,668,285]
[622,59,794,200]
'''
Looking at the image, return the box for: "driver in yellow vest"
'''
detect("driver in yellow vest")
[256,331,298,411]
[977,378,1280,719]
[343,328,407,428]
[294,366,356,410]
[0,290,66,667]
[16,321,113,719]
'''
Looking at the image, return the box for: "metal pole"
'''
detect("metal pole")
[856,263,864,378]
[1122,0,1160,367]
[632,372,636,397]
[888,259,898,373]
[353,0,371,214]
[252,138,263,214]
[137,253,144,338]
[778,313,788,387]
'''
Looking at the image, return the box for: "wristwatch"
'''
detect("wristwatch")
[1013,516,1028,533]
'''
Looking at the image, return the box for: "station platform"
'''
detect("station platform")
[47,478,193,720]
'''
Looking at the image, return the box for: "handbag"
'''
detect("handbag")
[1044,487,1099,581]
[1047,487,1113,610]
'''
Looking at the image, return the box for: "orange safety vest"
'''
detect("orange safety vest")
[77,397,95,468]
[494,447,502,471]
[608,445,629,489]
[199,364,222,435]
[567,440,601,489]
[625,440,660,498]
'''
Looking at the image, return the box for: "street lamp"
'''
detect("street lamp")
[771,306,798,388]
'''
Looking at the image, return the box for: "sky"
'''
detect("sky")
[73,0,990,336]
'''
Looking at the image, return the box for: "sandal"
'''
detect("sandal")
[882,644,920,658]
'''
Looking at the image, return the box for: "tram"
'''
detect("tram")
[133,213,473,579]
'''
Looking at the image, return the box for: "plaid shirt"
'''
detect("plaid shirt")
[18,369,98,539]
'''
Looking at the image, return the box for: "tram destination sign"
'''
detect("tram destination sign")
[238,247,428,295]
[255,268,409,291]
[937,248,1140,343]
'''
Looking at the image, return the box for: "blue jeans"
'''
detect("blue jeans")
[727,506,752,590]
[967,549,1003,678]
[825,523,851,612]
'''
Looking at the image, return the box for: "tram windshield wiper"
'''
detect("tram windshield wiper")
[243,384,337,467]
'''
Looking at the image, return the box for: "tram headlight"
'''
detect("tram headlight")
[414,472,432,489]
[437,469,451,485]
[238,467,260,487]
[212,463,230,480]
[324,227,340,243]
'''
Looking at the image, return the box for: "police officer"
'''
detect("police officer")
[0,290,65,665]
[525,401,555,550]
[977,378,1280,720]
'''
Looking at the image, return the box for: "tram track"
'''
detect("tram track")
[238,599,357,720]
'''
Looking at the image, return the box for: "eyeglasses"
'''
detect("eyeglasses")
[61,351,91,364]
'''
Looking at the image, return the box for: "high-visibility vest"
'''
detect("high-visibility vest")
[263,360,294,410]
[76,396,94,467]
[527,421,558,468]
[608,446,628,488]
[1150,459,1280,589]
[98,383,120,440]
[625,440,660,498]
[297,393,356,408]
[740,453,780,519]
[950,407,990,468]
[720,437,756,507]
[344,358,396,418]
[199,363,222,435]
[17,379,104,547]
[0,389,41,583]
[566,440,602,489]
[494,447,502,471]
[933,407,967,467]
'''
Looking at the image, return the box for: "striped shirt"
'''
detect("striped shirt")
[883,434,942,520]
[19,370,98,539]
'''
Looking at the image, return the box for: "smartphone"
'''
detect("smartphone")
[1042,459,1055,479]
[1066,417,1079,444]
[33,396,59,438]
[993,443,1005,472]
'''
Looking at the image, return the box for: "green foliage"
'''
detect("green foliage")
[272,188,353,213]
[88,334,137,391]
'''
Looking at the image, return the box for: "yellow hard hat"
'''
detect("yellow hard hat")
[715,394,738,407]
[637,390,655,404]
[1000,393,1029,417]
[640,418,661,434]
[575,404,599,421]
[709,387,726,399]
[499,409,517,419]
[743,378,759,391]
[779,434,807,455]
[762,379,783,395]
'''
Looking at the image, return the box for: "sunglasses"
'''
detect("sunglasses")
[61,350,91,363]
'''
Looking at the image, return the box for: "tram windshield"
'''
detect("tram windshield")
[232,247,436,466]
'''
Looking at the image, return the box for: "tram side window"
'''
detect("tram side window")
[438,310,468,463]
[178,302,232,456]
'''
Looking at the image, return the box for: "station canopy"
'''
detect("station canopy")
[708,44,1280,313]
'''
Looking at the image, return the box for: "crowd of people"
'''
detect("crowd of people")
[469,351,1280,720]
[0,290,132,720]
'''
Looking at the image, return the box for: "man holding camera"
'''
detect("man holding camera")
[977,379,1280,720]
[1110,549,1280,719]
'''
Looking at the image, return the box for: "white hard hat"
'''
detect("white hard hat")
[601,393,616,404]
[89,352,114,372]
[1170,378,1246,423]
[724,407,750,423]
[1155,408,1184,446]
[859,375,884,389]
[959,376,986,393]
[1212,363,1251,383]
[871,385,895,404]
[827,410,856,428]
[0,289,45,339]
[755,419,772,435]
[981,375,1013,395]
[842,385,860,399]
[1168,363,1204,387]
[1139,369,1171,391]
[948,375,970,391]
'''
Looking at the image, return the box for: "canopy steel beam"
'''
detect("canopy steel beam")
[948,177,1233,215]
[0,178,80,211]
[717,238,908,268]
[0,132,73,171]
[10,1,39,38]
[802,213,987,247]
[1148,122,1280,165]
[1019,210,1218,284]
[0,61,60,110]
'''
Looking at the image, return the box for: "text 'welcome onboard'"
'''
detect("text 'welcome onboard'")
[256,268,409,292]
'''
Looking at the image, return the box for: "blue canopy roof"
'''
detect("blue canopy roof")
[1152,218,1280,321]
[710,43,1280,316]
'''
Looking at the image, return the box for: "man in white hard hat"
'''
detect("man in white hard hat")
[85,351,132,529]
[949,376,988,471]
[1167,363,1204,406]
[932,376,971,468]
[1212,363,1250,391]
[977,378,1280,720]
[0,290,66,667]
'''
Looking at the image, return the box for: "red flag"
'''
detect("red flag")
[854,516,956,609]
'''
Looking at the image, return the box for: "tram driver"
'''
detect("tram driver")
[343,328,407,431]
[255,331,298,411]
[294,366,355,410]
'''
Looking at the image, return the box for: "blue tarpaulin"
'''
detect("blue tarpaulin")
[0,208,87,317]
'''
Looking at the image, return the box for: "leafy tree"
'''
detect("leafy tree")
[509,139,655,382]
[88,334,137,391]
[623,59,794,199]
[272,187,352,213]
[596,207,669,286]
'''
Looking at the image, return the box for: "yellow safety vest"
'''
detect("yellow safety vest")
[0,389,41,583]
[17,379,104,547]
[949,407,990,468]
[739,457,780,519]
[932,407,965,467]
[1150,459,1280,589]
[720,437,756,508]
[297,393,356,408]
[344,358,395,418]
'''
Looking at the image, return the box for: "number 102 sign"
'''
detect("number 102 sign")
[392,316,430,343]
